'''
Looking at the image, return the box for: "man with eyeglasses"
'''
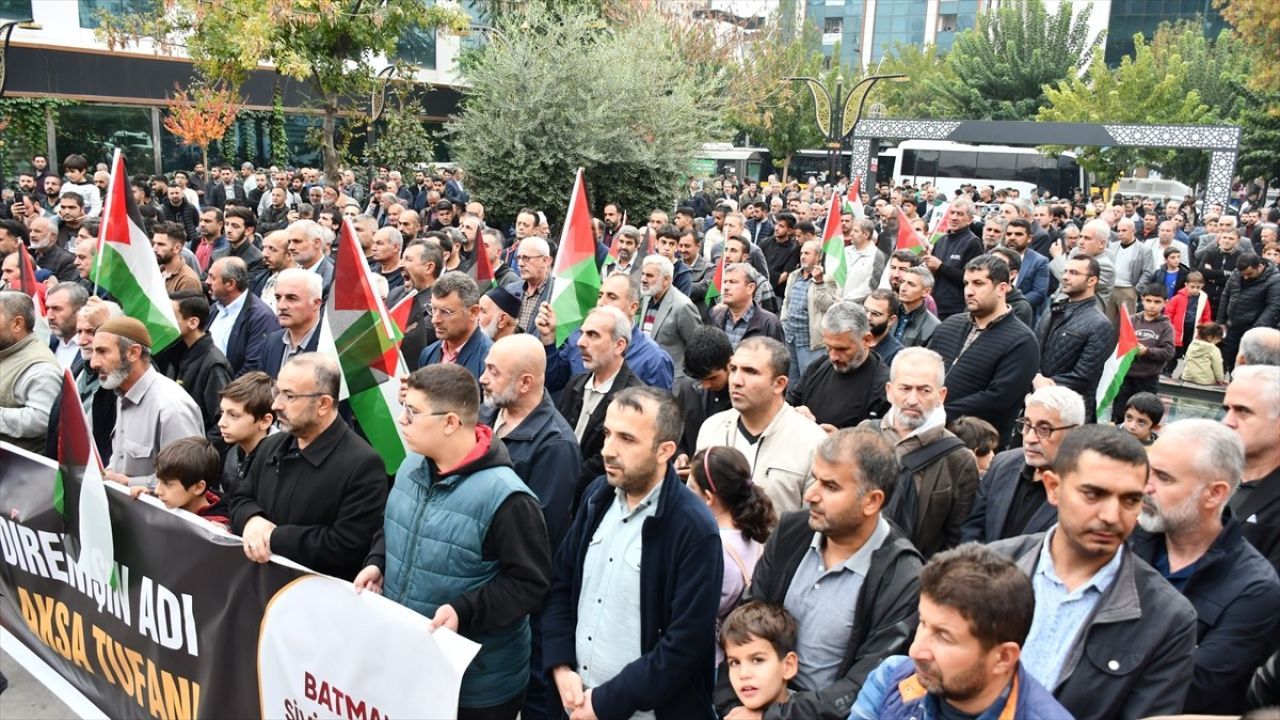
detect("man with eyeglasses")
[962,386,1083,544]
[357,363,551,719]
[508,237,555,335]
[418,272,492,380]
[231,352,388,580]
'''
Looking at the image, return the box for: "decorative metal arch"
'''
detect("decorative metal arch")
[848,119,1241,206]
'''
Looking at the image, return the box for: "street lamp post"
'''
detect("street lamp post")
[0,20,42,99]
[786,73,907,183]
[366,64,398,183]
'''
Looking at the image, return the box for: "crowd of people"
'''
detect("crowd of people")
[2,153,1280,720]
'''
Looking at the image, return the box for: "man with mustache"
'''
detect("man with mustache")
[0,292,61,454]
[91,316,203,488]
[988,424,1197,720]
[260,268,323,379]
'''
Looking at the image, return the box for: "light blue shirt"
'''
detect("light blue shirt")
[784,515,890,691]
[1021,525,1124,690]
[576,482,663,720]
[208,291,247,355]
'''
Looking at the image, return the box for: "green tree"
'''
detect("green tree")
[927,0,1101,120]
[368,85,437,174]
[871,42,955,118]
[1038,35,1212,185]
[1215,0,1280,98]
[97,0,469,177]
[449,6,720,227]
[1237,90,1280,183]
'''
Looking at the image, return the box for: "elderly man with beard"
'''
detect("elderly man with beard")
[44,281,88,372]
[859,348,977,559]
[0,292,62,454]
[961,386,1082,544]
[850,545,1070,720]
[232,353,387,580]
[91,316,204,488]
[788,302,889,433]
[477,284,522,342]
[1128,420,1279,715]
[31,214,77,281]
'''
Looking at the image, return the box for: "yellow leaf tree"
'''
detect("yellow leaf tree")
[163,83,242,177]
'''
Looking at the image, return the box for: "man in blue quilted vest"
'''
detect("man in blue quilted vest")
[849,543,1070,720]
[355,363,552,720]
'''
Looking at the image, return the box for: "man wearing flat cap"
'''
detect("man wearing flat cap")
[478,284,522,341]
[89,316,204,488]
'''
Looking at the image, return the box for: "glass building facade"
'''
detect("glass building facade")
[806,0,981,68]
[1104,0,1227,65]
[871,0,928,62]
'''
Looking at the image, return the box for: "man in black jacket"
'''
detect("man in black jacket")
[928,255,1040,441]
[169,291,232,444]
[1218,253,1280,372]
[714,427,923,720]
[989,425,1197,720]
[1034,255,1115,422]
[212,206,266,289]
[1224,365,1280,573]
[922,198,983,319]
[230,352,388,580]
[160,185,200,245]
[672,326,733,461]
[1130,420,1280,715]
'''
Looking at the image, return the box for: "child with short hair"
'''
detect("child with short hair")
[1111,284,1175,424]
[1181,322,1227,386]
[1163,270,1213,375]
[1153,246,1188,299]
[216,371,275,497]
[721,601,799,714]
[131,437,230,526]
[1262,242,1280,265]
[1121,392,1165,446]
[947,416,1000,476]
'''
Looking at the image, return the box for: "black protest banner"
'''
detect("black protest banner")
[0,445,305,720]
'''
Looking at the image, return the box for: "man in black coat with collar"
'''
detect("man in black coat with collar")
[207,256,280,377]
[556,307,646,510]
[230,352,388,580]
[169,292,233,445]
[1223,365,1280,573]
[922,199,983,319]
[212,206,267,289]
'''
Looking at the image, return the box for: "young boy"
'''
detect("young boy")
[216,371,275,497]
[1181,322,1227,386]
[1121,392,1164,446]
[1163,271,1213,375]
[721,602,799,714]
[1262,242,1280,265]
[1111,284,1175,424]
[948,416,1000,477]
[132,437,230,526]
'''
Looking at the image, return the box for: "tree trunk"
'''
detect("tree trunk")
[322,102,340,180]
[782,154,792,182]
[201,145,209,187]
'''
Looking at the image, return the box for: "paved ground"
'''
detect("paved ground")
[1,648,75,719]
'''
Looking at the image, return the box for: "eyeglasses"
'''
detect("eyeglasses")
[431,306,464,319]
[273,389,328,403]
[1014,417,1077,439]
[516,254,547,263]
[401,405,451,423]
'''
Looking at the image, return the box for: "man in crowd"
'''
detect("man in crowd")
[0,291,61,453]
[1130,419,1280,714]
[206,256,279,377]
[989,425,1198,720]
[672,326,733,462]
[716,427,923,719]
[928,255,1039,440]
[544,387,722,720]
[893,266,940,348]
[212,206,266,289]
[923,199,983,319]
[1035,255,1114,422]
[863,347,977,558]
[962,386,1082,544]
[788,302,889,432]
[710,263,784,349]
[356,363,551,719]
[168,290,233,440]
[760,212,800,298]
[849,545,1071,719]
[286,219,335,298]
[33,212,78,282]
[557,306,646,504]
[1002,218,1050,322]
[232,352,387,580]
[93,316,204,488]
[392,240,443,370]
[261,268,323,378]
[604,225,642,278]
[638,254,700,381]
[1218,252,1280,372]
[254,230,296,312]
[1049,219,1114,309]
[1224,365,1280,571]
[697,336,827,514]
[1107,217,1151,322]
[44,281,88,373]
[862,289,903,368]
[509,237,554,335]
[842,218,886,304]
[371,226,407,294]
[418,272,491,379]
[155,221,203,293]
[780,238,840,383]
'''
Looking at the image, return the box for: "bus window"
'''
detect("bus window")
[1014,154,1042,186]
[976,151,1017,182]
[937,151,976,179]
[912,150,940,181]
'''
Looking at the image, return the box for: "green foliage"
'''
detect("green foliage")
[872,43,956,119]
[926,0,1100,120]
[368,86,436,174]
[0,98,75,180]
[1236,90,1280,182]
[1038,35,1212,185]
[449,5,720,228]
[270,84,288,168]
[97,0,470,177]
[1214,0,1280,97]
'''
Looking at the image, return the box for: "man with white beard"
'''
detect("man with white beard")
[1128,419,1279,715]
[476,284,521,342]
[90,316,204,488]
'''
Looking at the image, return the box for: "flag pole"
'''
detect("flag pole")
[90,149,121,297]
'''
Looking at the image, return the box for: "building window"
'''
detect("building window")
[0,0,33,21]
[78,0,156,30]
[56,104,156,174]
[395,23,438,70]
[824,17,843,33]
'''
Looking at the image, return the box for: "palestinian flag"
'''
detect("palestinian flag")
[846,175,862,204]
[387,289,416,342]
[54,368,117,588]
[91,151,181,351]
[705,252,725,307]
[550,169,601,347]
[326,217,409,475]
[821,193,848,289]
[16,243,51,343]
[468,240,496,290]
[928,203,953,246]
[1097,310,1140,419]
[895,206,929,255]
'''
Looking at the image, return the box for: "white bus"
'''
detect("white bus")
[883,140,1086,200]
